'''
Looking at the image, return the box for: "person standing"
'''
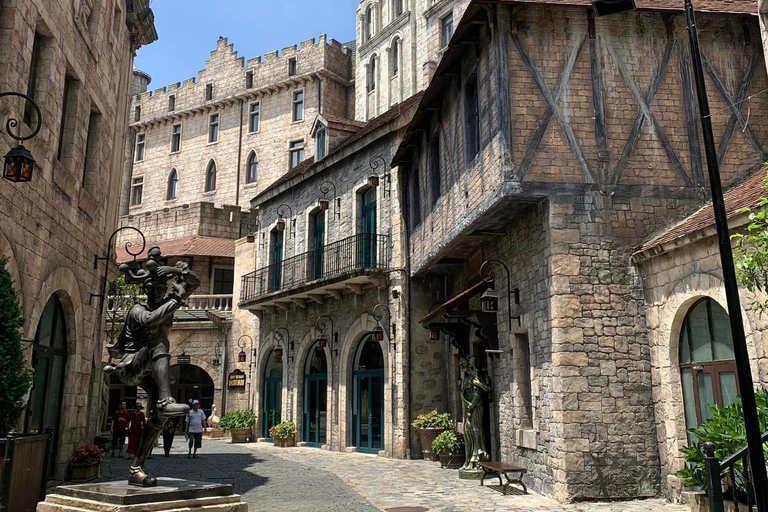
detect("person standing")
[127,403,146,456]
[185,400,207,459]
[111,402,131,458]
[162,417,177,457]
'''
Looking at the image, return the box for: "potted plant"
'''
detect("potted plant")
[70,442,104,483]
[269,421,297,448]
[219,410,257,443]
[412,410,451,461]
[432,430,466,469]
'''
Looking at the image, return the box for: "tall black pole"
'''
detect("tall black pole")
[685,0,768,508]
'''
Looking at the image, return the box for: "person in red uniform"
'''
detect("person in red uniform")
[127,403,146,456]
[111,402,131,458]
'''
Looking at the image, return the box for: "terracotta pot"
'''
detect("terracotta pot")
[439,452,466,469]
[417,428,446,461]
[71,461,100,483]
[230,428,252,444]
[274,436,295,448]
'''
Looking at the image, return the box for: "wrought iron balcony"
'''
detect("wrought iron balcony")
[240,233,390,308]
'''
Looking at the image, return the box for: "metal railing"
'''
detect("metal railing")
[703,432,768,512]
[240,233,389,304]
[107,294,233,313]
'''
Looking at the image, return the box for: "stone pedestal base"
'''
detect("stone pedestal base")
[37,478,247,511]
[458,467,485,480]
[204,428,225,439]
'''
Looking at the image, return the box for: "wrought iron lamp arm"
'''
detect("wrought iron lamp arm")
[369,154,388,174]
[315,315,334,338]
[91,226,147,313]
[238,335,252,350]
[480,259,515,328]
[372,303,391,325]
[0,92,42,142]
[319,180,339,220]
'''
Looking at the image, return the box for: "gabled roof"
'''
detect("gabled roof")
[116,237,235,263]
[488,0,757,15]
[636,166,768,257]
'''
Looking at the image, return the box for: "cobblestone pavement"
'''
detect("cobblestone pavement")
[96,439,690,512]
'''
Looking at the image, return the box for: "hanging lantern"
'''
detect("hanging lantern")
[319,198,330,211]
[212,357,221,367]
[480,287,499,313]
[274,347,284,358]
[372,324,385,342]
[238,350,247,363]
[3,144,35,182]
[430,328,440,341]
[367,175,380,188]
[276,218,286,231]
[316,332,329,348]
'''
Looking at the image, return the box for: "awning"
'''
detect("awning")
[116,236,235,263]
[419,281,488,326]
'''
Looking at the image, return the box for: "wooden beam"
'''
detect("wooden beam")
[678,43,704,186]
[589,12,609,184]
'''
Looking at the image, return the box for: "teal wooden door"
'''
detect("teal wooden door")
[352,336,384,453]
[303,344,328,446]
[361,188,376,268]
[311,211,325,280]
[270,230,284,292]
[262,350,283,440]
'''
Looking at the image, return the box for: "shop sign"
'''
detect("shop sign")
[176,354,191,365]
[228,369,246,389]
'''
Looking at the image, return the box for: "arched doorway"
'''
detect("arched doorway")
[25,295,68,475]
[303,343,327,446]
[352,335,384,453]
[262,349,283,440]
[170,365,214,431]
[679,298,739,441]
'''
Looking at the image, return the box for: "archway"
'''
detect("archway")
[25,294,68,475]
[303,342,328,446]
[352,335,384,453]
[170,364,215,432]
[262,348,283,440]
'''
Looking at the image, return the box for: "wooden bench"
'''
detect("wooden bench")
[479,462,527,495]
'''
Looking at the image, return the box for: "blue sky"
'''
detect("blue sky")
[135,0,360,90]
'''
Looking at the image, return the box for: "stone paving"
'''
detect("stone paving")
[94,438,691,512]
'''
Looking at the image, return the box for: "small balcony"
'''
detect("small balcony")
[107,294,233,324]
[239,233,390,310]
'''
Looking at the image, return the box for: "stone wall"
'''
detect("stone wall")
[0,0,151,478]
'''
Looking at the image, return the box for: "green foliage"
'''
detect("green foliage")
[411,410,452,429]
[269,421,296,439]
[0,258,32,436]
[732,173,768,314]
[72,442,105,464]
[106,275,143,348]
[676,390,768,495]
[219,410,257,430]
[431,429,464,455]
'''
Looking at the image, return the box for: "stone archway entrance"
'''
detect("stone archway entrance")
[170,364,215,431]
[352,335,384,453]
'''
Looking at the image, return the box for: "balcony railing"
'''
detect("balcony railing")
[240,233,389,304]
[107,294,233,314]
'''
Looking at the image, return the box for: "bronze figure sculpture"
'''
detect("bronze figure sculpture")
[104,247,200,486]
[459,356,490,479]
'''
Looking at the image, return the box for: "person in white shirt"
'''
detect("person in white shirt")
[185,400,208,459]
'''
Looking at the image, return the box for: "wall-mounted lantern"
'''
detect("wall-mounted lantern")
[480,259,520,327]
[315,315,337,356]
[238,335,252,363]
[430,328,441,341]
[372,304,394,350]
[319,180,340,220]
[367,175,380,188]
[213,343,222,367]
[1,92,42,183]
[276,204,293,237]
[369,154,391,197]
[273,327,291,361]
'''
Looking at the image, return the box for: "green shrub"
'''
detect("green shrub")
[677,390,768,495]
[219,410,257,430]
[411,410,451,429]
[269,421,297,439]
[431,430,464,455]
[0,258,32,436]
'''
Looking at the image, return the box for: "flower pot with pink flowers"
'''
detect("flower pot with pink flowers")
[70,442,104,483]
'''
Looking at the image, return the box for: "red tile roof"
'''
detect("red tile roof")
[116,237,235,263]
[637,167,768,255]
[490,0,757,15]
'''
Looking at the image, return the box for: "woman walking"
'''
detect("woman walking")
[162,417,177,457]
[126,403,146,456]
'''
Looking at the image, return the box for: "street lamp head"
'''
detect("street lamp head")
[480,287,499,313]
[367,175,380,188]
[316,332,329,348]
[430,328,440,341]
[276,218,286,231]
[372,324,385,342]
[3,144,35,182]
[319,198,330,211]
[590,0,635,16]
[238,350,247,363]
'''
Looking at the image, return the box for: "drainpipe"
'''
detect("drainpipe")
[400,165,413,460]
[235,99,244,207]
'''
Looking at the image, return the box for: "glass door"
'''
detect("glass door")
[361,188,377,268]
[311,211,325,281]
[270,230,284,292]
[262,350,283,440]
[303,344,328,446]
[352,336,384,453]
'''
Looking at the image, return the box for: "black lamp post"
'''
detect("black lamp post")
[276,204,293,237]
[237,335,252,363]
[592,1,768,507]
[319,180,340,220]
[315,315,337,355]
[273,327,291,361]
[372,303,396,351]
[90,226,147,314]
[480,259,520,328]
[1,92,42,183]
[369,154,391,197]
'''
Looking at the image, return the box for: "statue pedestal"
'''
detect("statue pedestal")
[458,467,485,480]
[37,478,247,511]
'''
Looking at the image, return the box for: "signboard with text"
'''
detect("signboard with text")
[228,370,246,390]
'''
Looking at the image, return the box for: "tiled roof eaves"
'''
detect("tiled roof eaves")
[485,0,757,15]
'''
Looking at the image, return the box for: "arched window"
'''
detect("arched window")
[167,169,178,200]
[365,6,374,41]
[679,298,739,436]
[246,152,258,184]
[368,56,377,93]
[391,38,400,77]
[205,160,216,192]
[393,0,403,18]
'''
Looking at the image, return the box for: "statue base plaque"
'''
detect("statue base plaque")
[458,467,485,480]
[37,478,247,512]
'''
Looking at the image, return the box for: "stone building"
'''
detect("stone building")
[392,0,767,502]
[0,0,156,479]
[236,95,420,455]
